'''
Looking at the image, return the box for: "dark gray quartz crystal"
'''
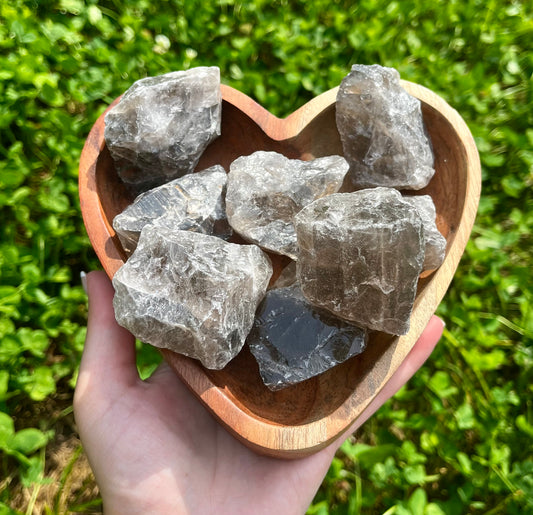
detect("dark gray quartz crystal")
[112,226,272,369]
[403,195,446,271]
[336,64,435,191]
[225,151,349,259]
[113,165,231,255]
[248,285,367,390]
[105,67,222,191]
[294,188,425,335]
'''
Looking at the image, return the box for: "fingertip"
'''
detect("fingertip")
[336,314,444,445]
[86,271,119,326]
[417,315,445,355]
[80,271,87,294]
[432,314,445,332]
[388,315,444,385]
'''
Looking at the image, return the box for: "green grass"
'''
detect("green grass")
[0,0,532,513]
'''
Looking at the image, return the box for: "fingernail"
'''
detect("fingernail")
[80,271,88,294]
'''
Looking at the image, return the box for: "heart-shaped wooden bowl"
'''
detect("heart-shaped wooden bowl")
[79,81,480,459]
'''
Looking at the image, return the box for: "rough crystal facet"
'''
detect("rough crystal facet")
[271,261,297,289]
[225,151,349,259]
[248,285,368,390]
[336,64,435,190]
[403,195,446,271]
[112,226,272,369]
[294,188,425,335]
[105,67,222,191]
[113,165,231,254]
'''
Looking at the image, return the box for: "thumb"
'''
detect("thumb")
[77,271,139,396]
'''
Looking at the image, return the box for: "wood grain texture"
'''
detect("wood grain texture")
[79,81,481,459]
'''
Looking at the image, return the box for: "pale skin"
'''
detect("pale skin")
[74,271,444,515]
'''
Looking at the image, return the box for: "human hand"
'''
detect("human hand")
[74,271,444,515]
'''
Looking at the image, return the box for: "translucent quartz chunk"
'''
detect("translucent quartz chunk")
[112,226,272,369]
[294,188,425,335]
[105,67,222,191]
[248,285,367,390]
[403,195,446,271]
[271,261,297,289]
[113,165,231,255]
[225,151,348,259]
[336,64,435,191]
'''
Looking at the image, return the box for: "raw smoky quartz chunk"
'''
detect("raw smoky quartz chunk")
[247,285,368,390]
[402,195,446,271]
[105,64,449,378]
[113,165,231,255]
[336,64,435,191]
[112,226,272,369]
[105,67,222,191]
[294,188,425,335]
[271,261,297,289]
[225,151,348,259]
